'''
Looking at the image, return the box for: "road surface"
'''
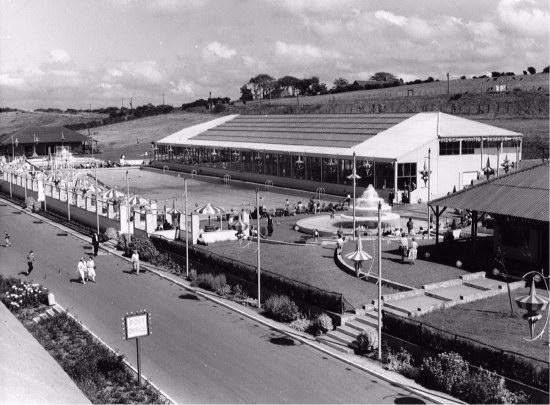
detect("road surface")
[0,200,425,404]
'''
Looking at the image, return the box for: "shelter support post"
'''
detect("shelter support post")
[471,210,478,254]
[393,161,398,203]
[435,206,440,245]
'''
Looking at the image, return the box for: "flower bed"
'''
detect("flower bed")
[0,276,166,404]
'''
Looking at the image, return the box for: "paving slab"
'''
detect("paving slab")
[385,294,447,316]
[428,284,487,301]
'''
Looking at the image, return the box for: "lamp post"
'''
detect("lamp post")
[94,164,99,234]
[184,179,189,278]
[256,189,261,309]
[126,170,131,236]
[515,271,549,342]
[427,148,432,239]
[377,200,382,361]
[347,152,361,240]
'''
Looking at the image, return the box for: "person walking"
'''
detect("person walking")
[408,237,418,264]
[91,232,100,257]
[77,257,87,284]
[26,250,35,275]
[131,250,140,274]
[86,256,96,282]
[388,191,394,207]
[399,233,409,264]
[4,232,11,247]
[406,217,414,235]
[336,235,344,256]
[267,215,274,237]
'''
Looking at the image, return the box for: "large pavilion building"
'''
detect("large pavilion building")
[153,113,523,201]
[0,126,88,159]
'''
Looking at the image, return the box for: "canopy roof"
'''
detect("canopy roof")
[0,126,87,145]
[156,112,522,161]
[429,162,549,222]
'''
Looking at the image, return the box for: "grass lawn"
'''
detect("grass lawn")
[418,286,549,362]
[203,236,396,309]
[341,237,468,289]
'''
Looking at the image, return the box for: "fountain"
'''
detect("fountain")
[294,185,400,236]
[338,185,400,231]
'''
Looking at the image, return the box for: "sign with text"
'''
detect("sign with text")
[124,311,150,340]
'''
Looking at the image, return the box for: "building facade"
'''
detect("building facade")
[154,113,522,201]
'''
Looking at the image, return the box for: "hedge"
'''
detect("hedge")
[151,236,354,314]
[382,310,549,391]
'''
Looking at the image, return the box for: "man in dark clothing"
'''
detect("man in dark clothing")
[91,232,100,257]
[406,217,414,235]
[27,251,35,275]
[388,191,394,207]
[267,215,274,237]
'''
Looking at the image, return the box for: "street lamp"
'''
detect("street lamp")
[347,152,361,240]
[184,178,189,278]
[515,272,549,342]
[256,189,261,309]
[376,200,382,361]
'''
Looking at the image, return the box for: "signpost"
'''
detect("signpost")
[122,311,151,385]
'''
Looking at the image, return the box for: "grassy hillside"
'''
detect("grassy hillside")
[238,72,549,107]
[0,110,107,136]
[80,111,214,161]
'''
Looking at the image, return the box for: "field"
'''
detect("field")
[0,110,107,136]
[80,112,213,162]
[237,73,549,107]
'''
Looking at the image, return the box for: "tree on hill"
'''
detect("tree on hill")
[527,66,536,74]
[370,72,398,82]
[248,74,275,99]
[278,75,300,96]
[543,66,549,73]
[333,77,349,89]
[239,85,253,103]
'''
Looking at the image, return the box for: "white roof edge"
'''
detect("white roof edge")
[156,114,239,144]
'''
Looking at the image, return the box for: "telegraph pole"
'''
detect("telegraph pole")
[184,179,189,278]
[256,189,261,309]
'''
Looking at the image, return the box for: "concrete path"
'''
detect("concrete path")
[0,303,90,404]
[0,198,447,404]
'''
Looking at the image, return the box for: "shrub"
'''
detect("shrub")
[263,295,299,322]
[312,313,333,334]
[104,227,118,240]
[419,352,468,394]
[460,368,528,404]
[189,269,197,281]
[216,284,231,297]
[231,284,248,300]
[128,237,159,261]
[349,329,378,355]
[289,316,311,332]
[24,196,35,210]
[192,273,227,293]
[384,347,417,379]
[1,280,48,310]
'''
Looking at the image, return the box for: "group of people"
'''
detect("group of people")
[76,256,96,284]
[399,233,418,264]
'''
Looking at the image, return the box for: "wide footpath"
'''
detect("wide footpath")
[0,197,461,404]
[0,302,90,404]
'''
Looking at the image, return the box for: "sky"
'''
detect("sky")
[0,0,548,110]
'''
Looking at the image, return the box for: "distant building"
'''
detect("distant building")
[0,126,88,158]
[352,80,379,88]
[429,162,549,271]
[153,112,523,202]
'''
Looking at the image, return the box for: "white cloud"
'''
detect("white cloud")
[202,41,237,60]
[275,41,339,60]
[49,49,71,64]
[497,0,549,38]
[119,61,163,83]
[169,79,194,95]
[0,73,25,88]
[375,10,407,26]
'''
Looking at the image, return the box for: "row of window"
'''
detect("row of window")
[439,140,519,156]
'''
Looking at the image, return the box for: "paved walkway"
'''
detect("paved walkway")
[0,303,90,404]
[0,195,461,404]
